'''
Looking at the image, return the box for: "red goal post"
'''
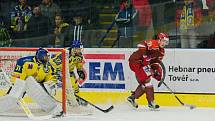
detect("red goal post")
[0,48,67,113]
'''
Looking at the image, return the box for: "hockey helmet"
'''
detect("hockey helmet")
[36,48,49,64]
[157,33,169,46]
[69,40,83,55]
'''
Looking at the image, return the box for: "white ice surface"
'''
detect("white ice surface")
[0,104,214,121]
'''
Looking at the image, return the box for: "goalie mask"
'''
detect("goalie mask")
[36,48,49,65]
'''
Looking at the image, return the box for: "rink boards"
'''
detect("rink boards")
[1,48,215,108]
[79,48,215,108]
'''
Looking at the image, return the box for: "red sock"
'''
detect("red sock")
[133,84,145,99]
[145,86,154,103]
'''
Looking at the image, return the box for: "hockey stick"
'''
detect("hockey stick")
[75,94,114,113]
[0,68,53,120]
[154,63,196,109]
[157,62,166,88]
[162,82,196,109]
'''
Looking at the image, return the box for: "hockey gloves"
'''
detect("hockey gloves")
[77,70,85,80]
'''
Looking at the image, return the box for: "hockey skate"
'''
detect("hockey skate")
[51,103,64,118]
[52,111,64,118]
[127,96,138,108]
[148,101,159,110]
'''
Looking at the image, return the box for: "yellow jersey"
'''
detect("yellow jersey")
[50,52,84,75]
[11,56,57,84]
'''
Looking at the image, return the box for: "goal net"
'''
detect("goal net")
[0,48,88,117]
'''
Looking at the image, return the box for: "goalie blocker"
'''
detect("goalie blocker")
[0,76,63,117]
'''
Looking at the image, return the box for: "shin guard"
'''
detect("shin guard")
[25,76,59,113]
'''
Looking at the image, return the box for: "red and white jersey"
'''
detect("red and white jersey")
[129,39,165,66]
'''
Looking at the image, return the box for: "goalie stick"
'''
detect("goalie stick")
[0,68,54,120]
[18,98,53,120]
[162,82,196,109]
[75,95,114,113]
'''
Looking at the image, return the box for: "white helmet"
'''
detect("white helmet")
[157,33,169,45]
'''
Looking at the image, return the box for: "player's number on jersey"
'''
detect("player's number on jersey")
[15,65,22,72]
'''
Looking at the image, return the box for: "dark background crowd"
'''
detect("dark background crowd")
[0,0,214,48]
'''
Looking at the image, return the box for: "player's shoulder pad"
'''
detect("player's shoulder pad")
[77,53,83,58]
[16,56,34,66]
[137,40,146,48]
[146,40,159,50]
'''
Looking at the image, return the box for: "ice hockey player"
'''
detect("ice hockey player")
[0,48,63,117]
[50,40,87,106]
[127,33,169,109]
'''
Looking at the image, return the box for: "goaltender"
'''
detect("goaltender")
[0,48,63,117]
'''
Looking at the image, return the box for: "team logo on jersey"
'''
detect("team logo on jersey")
[28,64,33,69]
[74,56,83,63]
